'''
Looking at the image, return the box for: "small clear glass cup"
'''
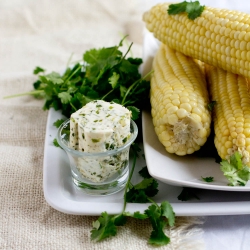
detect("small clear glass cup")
[57,118,138,196]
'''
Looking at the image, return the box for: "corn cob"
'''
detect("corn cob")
[143,2,250,78]
[151,43,211,156]
[206,65,250,166]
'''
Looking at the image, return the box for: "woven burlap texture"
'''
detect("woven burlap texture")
[0,0,205,249]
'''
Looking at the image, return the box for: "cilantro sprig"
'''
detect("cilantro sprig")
[91,144,175,246]
[168,1,205,20]
[53,119,66,128]
[220,151,250,186]
[201,176,214,182]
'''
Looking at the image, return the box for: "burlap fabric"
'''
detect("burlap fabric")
[0,0,204,249]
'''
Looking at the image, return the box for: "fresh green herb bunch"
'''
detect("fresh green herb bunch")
[32,37,150,118]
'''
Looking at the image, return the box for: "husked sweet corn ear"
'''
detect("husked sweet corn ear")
[151,43,211,155]
[143,2,250,78]
[206,65,250,166]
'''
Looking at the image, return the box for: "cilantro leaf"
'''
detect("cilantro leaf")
[119,59,138,75]
[201,176,214,182]
[53,138,61,148]
[53,119,66,128]
[114,214,127,226]
[145,204,162,229]
[127,106,140,120]
[84,47,121,85]
[161,201,175,227]
[145,204,170,246]
[238,167,250,185]
[33,80,42,90]
[168,1,205,20]
[132,202,175,246]
[133,211,148,220]
[43,72,64,84]
[230,151,242,170]
[138,166,151,179]
[91,212,117,241]
[126,177,159,203]
[84,47,121,65]
[220,152,250,186]
[168,1,187,15]
[148,225,170,246]
[144,179,159,197]
[134,178,154,190]
[126,188,149,203]
[58,92,72,104]
[33,66,45,75]
[119,85,127,98]
[127,57,143,66]
[186,1,205,20]
[108,72,120,89]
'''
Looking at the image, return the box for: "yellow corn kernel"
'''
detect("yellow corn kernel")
[143,3,250,78]
[150,43,211,156]
[206,64,250,166]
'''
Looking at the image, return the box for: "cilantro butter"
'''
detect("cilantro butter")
[69,100,131,183]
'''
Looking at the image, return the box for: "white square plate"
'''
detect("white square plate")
[142,30,250,192]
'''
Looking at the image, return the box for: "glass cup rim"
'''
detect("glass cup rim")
[57,118,138,157]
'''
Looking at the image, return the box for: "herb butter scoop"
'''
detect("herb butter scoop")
[68,100,132,183]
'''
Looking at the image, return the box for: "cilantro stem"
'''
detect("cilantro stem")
[101,89,114,101]
[147,197,159,207]
[69,102,77,111]
[119,33,133,58]
[64,64,82,84]
[122,147,137,212]
[53,87,58,95]
[118,35,128,47]
[3,90,44,99]
[115,36,132,66]
[121,42,133,62]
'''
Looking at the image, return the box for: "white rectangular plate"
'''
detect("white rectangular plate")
[43,108,250,216]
